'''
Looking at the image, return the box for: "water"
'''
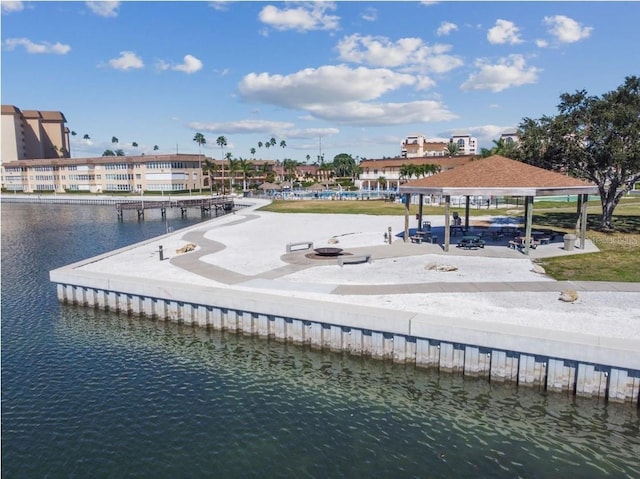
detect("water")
[2,202,639,478]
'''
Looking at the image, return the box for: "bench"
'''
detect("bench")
[337,254,372,267]
[286,241,314,253]
[509,239,539,250]
[415,235,438,244]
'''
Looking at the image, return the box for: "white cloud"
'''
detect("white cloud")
[460,54,540,92]
[172,54,203,74]
[238,64,455,125]
[487,19,523,45]
[3,38,70,54]
[1,1,24,14]
[86,1,120,18]
[239,64,416,108]
[188,120,296,135]
[107,51,144,70]
[336,34,463,74]
[535,38,549,48]
[305,99,457,126]
[437,21,458,37]
[361,7,377,22]
[208,1,230,11]
[543,15,592,43]
[258,2,339,32]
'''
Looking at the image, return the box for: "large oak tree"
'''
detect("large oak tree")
[516,76,640,229]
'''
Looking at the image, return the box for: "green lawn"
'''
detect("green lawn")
[259,198,640,282]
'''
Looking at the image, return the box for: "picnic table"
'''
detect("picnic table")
[457,235,485,249]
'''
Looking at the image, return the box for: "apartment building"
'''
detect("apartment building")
[1,154,204,193]
[1,105,70,163]
[357,155,475,191]
[449,131,477,156]
[401,134,449,158]
[499,128,519,145]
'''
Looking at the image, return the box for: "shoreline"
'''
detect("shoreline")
[45,197,640,405]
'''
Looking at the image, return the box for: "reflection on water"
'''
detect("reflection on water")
[2,202,640,478]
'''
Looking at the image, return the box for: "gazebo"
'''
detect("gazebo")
[398,155,599,254]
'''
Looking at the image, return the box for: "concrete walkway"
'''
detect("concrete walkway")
[168,206,640,295]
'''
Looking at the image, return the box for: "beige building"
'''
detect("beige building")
[1,105,70,162]
[401,134,449,158]
[357,156,475,191]
[1,154,205,194]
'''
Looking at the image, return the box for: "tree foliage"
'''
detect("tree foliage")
[515,76,640,229]
[332,153,359,179]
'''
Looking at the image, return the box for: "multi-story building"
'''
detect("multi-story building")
[499,128,519,146]
[449,131,477,156]
[1,154,205,194]
[401,134,449,158]
[1,105,70,163]
[357,155,475,191]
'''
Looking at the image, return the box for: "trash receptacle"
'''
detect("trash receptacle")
[563,234,576,251]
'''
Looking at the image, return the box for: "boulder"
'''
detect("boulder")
[176,243,197,254]
[559,289,579,302]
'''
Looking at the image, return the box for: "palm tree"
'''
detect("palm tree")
[279,140,287,149]
[216,136,227,155]
[399,164,415,182]
[257,141,263,149]
[227,153,238,193]
[115,149,125,156]
[153,145,159,151]
[103,149,115,156]
[193,133,206,153]
[237,158,254,191]
[193,133,207,193]
[112,136,119,147]
[446,142,459,157]
[216,136,228,193]
[203,158,218,194]
[282,158,299,181]
[250,147,256,158]
[306,154,310,163]
[378,176,387,190]
[83,134,90,141]
[71,131,77,136]
[269,137,276,147]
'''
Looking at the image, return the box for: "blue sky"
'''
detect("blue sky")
[2,1,638,162]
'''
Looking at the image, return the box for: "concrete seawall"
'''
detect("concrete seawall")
[51,267,640,405]
[45,197,640,407]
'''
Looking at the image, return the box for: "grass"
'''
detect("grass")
[259,198,640,282]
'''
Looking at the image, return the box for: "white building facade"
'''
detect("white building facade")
[1,154,204,194]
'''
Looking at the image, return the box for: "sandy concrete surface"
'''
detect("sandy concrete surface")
[77,199,640,342]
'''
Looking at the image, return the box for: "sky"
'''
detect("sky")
[2,1,638,163]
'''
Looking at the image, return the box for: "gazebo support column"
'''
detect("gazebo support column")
[444,195,451,252]
[577,194,588,248]
[418,194,424,231]
[403,193,410,242]
[524,195,534,255]
[464,196,471,231]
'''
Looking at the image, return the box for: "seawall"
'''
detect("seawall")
[50,265,640,406]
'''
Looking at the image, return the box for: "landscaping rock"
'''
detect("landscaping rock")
[559,289,579,302]
[176,243,197,254]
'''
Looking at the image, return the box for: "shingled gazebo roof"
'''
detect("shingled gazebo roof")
[399,155,598,196]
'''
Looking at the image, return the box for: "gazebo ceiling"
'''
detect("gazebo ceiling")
[399,155,599,197]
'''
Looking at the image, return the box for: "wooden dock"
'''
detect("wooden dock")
[115,196,234,219]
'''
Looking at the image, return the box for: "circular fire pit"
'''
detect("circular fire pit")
[313,247,343,257]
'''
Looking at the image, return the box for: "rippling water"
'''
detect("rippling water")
[2,202,639,478]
